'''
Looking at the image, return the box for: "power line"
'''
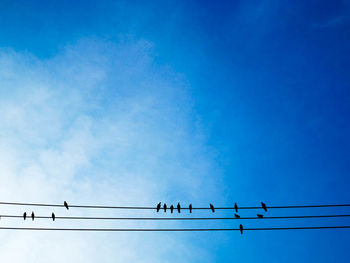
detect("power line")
[0,226,350,232]
[2,214,350,220]
[1,201,350,210]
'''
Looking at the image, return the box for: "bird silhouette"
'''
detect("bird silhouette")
[234,213,240,218]
[170,205,174,213]
[239,224,243,235]
[163,203,167,212]
[257,214,264,218]
[23,212,27,220]
[64,201,69,210]
[31,212,35,221]
[156,202,161,212]
[261,202,267,212]
[234,203,238,213]
[189,204,193,213]
[177,203,181,213]
[52,213,56,221]
[210,204,215,213]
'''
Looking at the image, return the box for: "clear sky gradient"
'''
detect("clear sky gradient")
[0,0,349,262]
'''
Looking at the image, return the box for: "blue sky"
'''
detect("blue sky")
[0,0,349,262]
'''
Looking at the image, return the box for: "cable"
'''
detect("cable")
[1,201,350,210]
[2,214,350,220]
[0,226,350,231]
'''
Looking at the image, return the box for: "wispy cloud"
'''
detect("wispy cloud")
[0,38,219,262]
[312,14,349,28]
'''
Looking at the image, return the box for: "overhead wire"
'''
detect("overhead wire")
[1,214,350,220]
[0,226,350,232]
[1,201,350,210]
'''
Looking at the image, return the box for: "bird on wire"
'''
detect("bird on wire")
[189,204,193,213]
[163,203,167,212]
[156,202,161,212]
[234,203,238,213]
[210,204,215,213]
[23,212,27,220]
[234,213,240,218]
[261,202,267,212]
[64,201,69,210]
[177,203,181,213]
[31,212,35,221]
[52,213,56,221]
[257,214,264,218]
[240,224,243,235]
[170,205,174,213]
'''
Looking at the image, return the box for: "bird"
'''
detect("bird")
[177,203,181,213]
[23,212,27,220]
[64,201,69,210]
[257,214,264,218]
[261,202,267,212]
[156,202,161,212]
[189,204,193,213]
[239,224,243,235]
[234,213,240,218]
[31,212,35,221]
[234,202,238,213]
[170,205,174,213]
[163,203,167,212]
[210,204,215,213]
[52,213,56,221]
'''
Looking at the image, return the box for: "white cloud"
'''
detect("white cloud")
[0,39,219,262]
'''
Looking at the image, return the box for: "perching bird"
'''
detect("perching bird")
[170,205,174,213]
[189,204,193,213]
[64,201,69,210]
[234,202,238,213]
[239,224,243,235]
[163,203,167,212]
[261,202,267,212]
[210,204,215,213]
[177,203,181,213]
[257,214,264,218]
[31,212,35,221]
[52,213,56,221]
[234,213,240,218]
[156,202,161,212]
[23,212,27,220]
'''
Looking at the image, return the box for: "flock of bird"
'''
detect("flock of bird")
[156,201,268,234]
[20,200,268,235]
[22,201,69,222]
